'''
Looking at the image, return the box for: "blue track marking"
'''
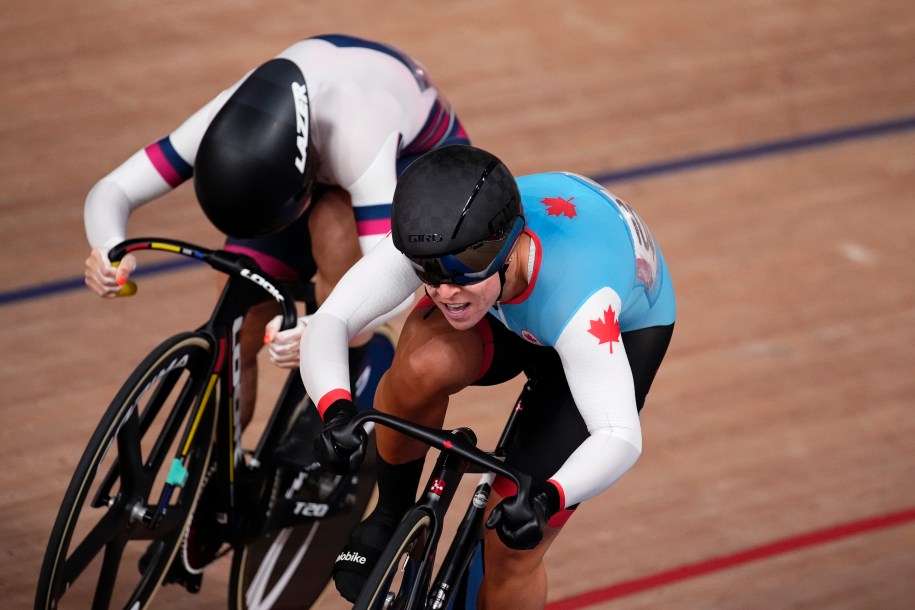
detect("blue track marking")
[591,114,915,184]
[0,259,198,306]
[3,114,914,308]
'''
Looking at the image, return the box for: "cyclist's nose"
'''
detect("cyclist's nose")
[432,283,462,299]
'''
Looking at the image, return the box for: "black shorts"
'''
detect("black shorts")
[474,313,673,484]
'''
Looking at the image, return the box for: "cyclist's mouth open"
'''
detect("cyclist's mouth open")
[441,302,471,321]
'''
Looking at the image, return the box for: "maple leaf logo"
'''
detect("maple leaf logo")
[588,305,621,353]
[542,196,576,218]
[521,329,542,345]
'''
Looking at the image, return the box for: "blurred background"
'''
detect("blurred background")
[2,1,914,608]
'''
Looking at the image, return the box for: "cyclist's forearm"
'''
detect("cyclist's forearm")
[84,178,141,248]
[549,430,641,507]
[301,310,353,415]
[301,236,419,414]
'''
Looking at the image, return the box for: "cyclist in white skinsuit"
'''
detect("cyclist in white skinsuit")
[302,145,676,607]
[83,33,470,455]
[81,34,470,576]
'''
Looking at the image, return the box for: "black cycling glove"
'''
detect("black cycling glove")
[313,398,367,474]
[485,481,561,550]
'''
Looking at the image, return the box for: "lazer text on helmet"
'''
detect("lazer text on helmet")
[291,82,309,174]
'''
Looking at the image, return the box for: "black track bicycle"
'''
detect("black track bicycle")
[35,237,377,610]
[344,382,536,610]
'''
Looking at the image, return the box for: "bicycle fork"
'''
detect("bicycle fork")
[428,472,494,610]
[427,383,531,609]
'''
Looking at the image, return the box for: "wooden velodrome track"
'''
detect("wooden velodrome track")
[2,0,914,608]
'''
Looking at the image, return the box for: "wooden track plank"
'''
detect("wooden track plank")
[2,1,914,608]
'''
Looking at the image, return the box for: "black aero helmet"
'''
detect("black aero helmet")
[194,58,317,238]
[392,145,524,286]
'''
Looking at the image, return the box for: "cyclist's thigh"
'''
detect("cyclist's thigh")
[470,313,532,386]
[397,301,490,389]
[504,370,589,485]
[308,186,361,295]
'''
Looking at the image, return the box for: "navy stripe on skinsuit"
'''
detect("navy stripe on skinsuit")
[353,203,392,222]
[157,136,193,179]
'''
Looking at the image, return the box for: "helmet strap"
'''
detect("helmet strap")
[494,264,509,308]
[422,288,436,319]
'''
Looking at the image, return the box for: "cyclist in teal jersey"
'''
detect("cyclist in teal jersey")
[301,145,676,607]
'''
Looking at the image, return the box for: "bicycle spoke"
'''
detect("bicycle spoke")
[246,524,320,607]
[136,368,183,436]
[91,450,122,510]
[115,407,148,495]
[94,368,197,504]
[59,507,125,592]
[91,534,128,610]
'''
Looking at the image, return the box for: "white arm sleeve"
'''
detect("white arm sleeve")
[336,233,417,336]
[332,130,410,330]
[548,288,643,507]
[83,96,224,249]
[347,131,401,254]
[301,236,420,409]
[84,152,174,249]
[353,291,416,335]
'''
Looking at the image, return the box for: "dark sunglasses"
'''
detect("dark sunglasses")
[407,216,525,287]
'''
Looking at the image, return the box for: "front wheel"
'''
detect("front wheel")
[35,333,217,610]
[354,509,436,610]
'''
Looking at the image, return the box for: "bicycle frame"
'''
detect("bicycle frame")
[348,381,534,610]
[108,238,300,537]
[36,236,379,610]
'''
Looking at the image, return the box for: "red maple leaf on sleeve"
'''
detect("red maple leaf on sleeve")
[588,305,621,353]
[542,196,577,218]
